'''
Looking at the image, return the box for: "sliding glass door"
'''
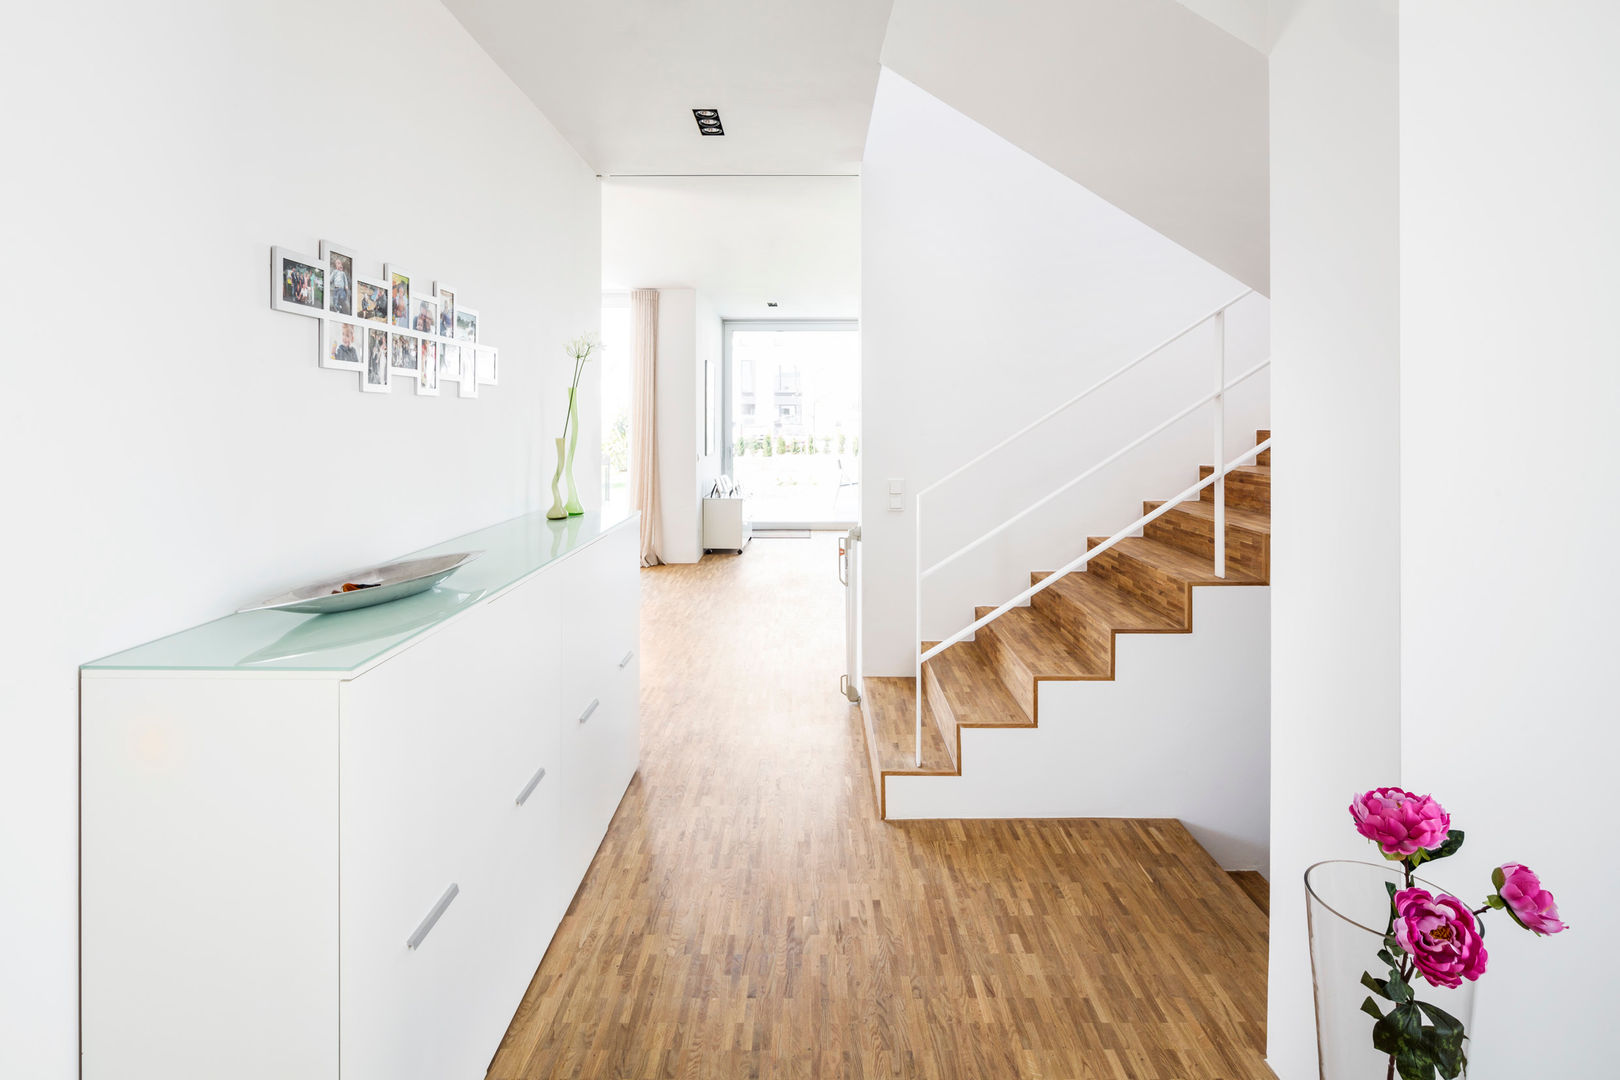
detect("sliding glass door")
[723,320,859,528]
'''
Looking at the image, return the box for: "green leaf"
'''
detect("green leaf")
[1386,968,1413,1003]
[1417,1002,1468,1079]
[1372,1001,1423,1057]
[1487,894,1507,909]
[1426,830,1465,862]
[1377,947,1398,970]
[1362,970,1392,1000]
[1396,1043,1439,1080]
[1491,865,1506,891]
[1361,996,1386,1021]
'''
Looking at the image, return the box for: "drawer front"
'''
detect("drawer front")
[341,874,512,1080]
[342,597,537,919]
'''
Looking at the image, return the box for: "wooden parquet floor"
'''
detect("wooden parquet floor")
[488,533,1272,1080]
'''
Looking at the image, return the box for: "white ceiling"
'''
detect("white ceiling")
[441,0,895,175]
[602,177,860,318]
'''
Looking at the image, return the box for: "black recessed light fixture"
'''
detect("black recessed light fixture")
[692,108,724,136]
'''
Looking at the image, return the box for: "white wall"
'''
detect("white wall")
[886,586,1271,872]
[651,289,723,563]
[0,3,599,1076]
[861,69,1269,676]
[1400,3,1618,1074]
[1264,2,1401,1076]
[881,0,1270,292]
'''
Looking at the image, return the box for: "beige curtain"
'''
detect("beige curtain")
[630,288,663,566]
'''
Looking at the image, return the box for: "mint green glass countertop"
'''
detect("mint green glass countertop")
[83,509,635,674]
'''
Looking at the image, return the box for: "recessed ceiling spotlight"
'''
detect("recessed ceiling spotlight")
[692,108,725,136]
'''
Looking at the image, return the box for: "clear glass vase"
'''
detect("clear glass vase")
[1306,860,1477,1080]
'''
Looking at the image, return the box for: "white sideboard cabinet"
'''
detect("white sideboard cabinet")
[80,511,641,1080]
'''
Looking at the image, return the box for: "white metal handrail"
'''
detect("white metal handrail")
[911,293,1263,766]
[916,289,1253,500]
[920,357,1270,581]
[920,437,1270,665]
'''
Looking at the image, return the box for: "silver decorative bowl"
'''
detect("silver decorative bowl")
[238,551,482,615]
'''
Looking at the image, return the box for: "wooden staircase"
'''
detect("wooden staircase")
[860,430,1272,819]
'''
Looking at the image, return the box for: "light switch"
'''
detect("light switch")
[887,478,904,495]
[888,493,904,511]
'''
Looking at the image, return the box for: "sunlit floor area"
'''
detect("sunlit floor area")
[489,533,1271,1079]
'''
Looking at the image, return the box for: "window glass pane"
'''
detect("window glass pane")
[729,327,859,523]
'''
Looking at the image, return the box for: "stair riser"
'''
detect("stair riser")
[921,662,960,768]
[1199,466,1269,512]
[1084,543,1191,626]
[972,608,1039,720]
[1143,506,1269,579]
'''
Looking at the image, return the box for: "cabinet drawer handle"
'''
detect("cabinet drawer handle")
[515,765,546,807]
[578,698,600,724]
[618,650,634,669]
[406,884,459,950]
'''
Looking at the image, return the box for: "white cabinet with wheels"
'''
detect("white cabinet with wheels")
[80,511,640,1080]
[702,496,751,553]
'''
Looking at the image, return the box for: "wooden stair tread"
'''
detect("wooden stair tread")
[1032,569,1183,633]
[972,603,1107,678]
[925,640,1028,727]
[860,676,954,776]
[1145,498,1270,533]
[1092,535,1266,586]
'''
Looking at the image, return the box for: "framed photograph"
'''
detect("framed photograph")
[417,340,440,396]
[434,283,457,339]
[270,246,325,316]
[454,305,479,344]
[320,240,357,318]
[458,360,479,398]
[385,264,412,328]
[475,345,499,386]
[320,318,365,372]
[362,327,391,393]
[439,342,463,381]
[389,330,419,372]
[412,294,438,336]
[355,276,389,323]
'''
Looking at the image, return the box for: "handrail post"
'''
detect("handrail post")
[1213,310,1226,579]
[914,493,923,766]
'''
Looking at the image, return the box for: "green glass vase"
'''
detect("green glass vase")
[563,386,584,515]
[545,436,568,520]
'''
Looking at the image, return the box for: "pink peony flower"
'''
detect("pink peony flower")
[1393,887,1488,989]
[1496,863,1567,935]
[1349,787,1452,857]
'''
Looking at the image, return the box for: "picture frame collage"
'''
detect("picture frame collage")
[271,241,500,397]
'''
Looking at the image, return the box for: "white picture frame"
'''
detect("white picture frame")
[389,330,419,372]
[320,318,365,372]
[475,345,499,386]
[434,283,457,340]
[439,342,463,382]
[454,304,479,344]
[416,340,440,396]
[319,240,358,318]
[270,246,326,317]
[412,293,438,337]
[458,355,479,399]
[355,275,390,324]
[384,263,413,329]
[361,326,391,393]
